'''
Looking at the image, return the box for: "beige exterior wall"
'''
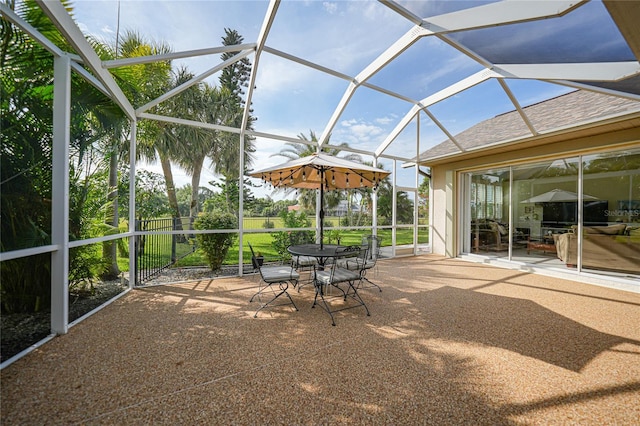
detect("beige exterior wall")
[427,126,640,257]
[429,167,449,256]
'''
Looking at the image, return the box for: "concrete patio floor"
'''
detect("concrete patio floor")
[2,255,639,425]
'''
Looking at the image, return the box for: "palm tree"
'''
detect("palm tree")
[172,29,256,221]
[1,0,131,303]
[273,131,362,213]
[92,30,172,278]
[111,36,188,230]
[175,80,229,221]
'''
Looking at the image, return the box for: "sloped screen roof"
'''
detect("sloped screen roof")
[4,0,639,183]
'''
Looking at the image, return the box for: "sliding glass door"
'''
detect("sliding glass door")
[581,150,640,275]
[468,168,509,257]
[463,147,640,278]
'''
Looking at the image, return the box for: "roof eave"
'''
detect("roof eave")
[414,110,640,167]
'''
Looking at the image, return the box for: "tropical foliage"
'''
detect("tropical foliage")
[1,2,421,316]
[1,0,123,310]
[194,211,238,271]
[269,210,315,260]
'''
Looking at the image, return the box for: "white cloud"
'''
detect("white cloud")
[336,118,385,150]
[375,115,396,125]
[322,2,338,15]
[340,119,358,127]
[350,123,384,140]
[254,55,316,96]
[77,22,89,34]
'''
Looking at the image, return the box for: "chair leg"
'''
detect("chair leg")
[312,282,336,326]
[312,278,369,326]
[249,282,267,302]
[284,280,299,309]
[358,269,382,292]
[295,265,316,292]
[347,280,370,316]
[362,276,382,292]
[252,281,298,318]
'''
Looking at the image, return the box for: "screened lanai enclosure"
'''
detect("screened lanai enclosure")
[2,0,639,364]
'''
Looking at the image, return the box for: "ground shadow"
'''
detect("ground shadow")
[421,286,639,372]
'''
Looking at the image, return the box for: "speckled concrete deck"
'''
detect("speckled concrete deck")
[2,255,639,425]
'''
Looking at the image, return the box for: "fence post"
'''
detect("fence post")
[171,217,178,263]
[134,218,140,286]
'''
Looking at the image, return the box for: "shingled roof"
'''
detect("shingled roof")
[417,90,640,163]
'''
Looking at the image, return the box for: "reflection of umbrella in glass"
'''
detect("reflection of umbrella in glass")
[248,153,390,249]
[521,188,597,203]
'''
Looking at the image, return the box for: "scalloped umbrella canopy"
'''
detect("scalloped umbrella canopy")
[248,153,389,190]
[248,153,390,248]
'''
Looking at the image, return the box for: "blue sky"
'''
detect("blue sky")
[68,0,625,199]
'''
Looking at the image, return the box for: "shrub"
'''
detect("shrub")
[327,229,342,244]
[270,210,314,260]
[0,254,50,314]
[194,211,238,271]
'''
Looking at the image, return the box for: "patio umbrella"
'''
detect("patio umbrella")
[521,188,597,203]
[248,152,390,249]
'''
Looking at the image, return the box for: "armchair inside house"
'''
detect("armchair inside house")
[471,219,528,252]
[471,220,509,251]
[555,224,640,274]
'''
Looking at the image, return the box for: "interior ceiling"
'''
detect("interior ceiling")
[4,0,640,172]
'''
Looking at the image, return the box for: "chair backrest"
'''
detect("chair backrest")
[336,244,361,259]
[363,235,382,261]
[321,245,361,284]
[356,240,370,262]
[247,242,260,270]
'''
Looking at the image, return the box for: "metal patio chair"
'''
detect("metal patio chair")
[338,235,382,292]
[312,245,370,326]
[248,242,299,318]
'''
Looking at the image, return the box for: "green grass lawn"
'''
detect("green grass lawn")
[172,227,427,268]
[118,220,428,271]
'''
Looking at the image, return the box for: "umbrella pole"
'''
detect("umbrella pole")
[320,168,324,250]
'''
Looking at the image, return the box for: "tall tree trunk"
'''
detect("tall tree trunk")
[159,153,184,233]
[101,148,121,280]
[189,154,205,229]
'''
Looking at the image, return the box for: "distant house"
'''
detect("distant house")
[288,205,301,212]
[331,200,361,217]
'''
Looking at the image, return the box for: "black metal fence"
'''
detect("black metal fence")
[135,217,196,285]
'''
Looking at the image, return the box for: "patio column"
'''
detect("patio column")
[316,190,322,244]
[128,121,136,288]
[51,55,71,335]
[392,160,397,254]
[414,112,420,252]
[372,158,378,234]
[445,169,455,258]
[238,133,245,275]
